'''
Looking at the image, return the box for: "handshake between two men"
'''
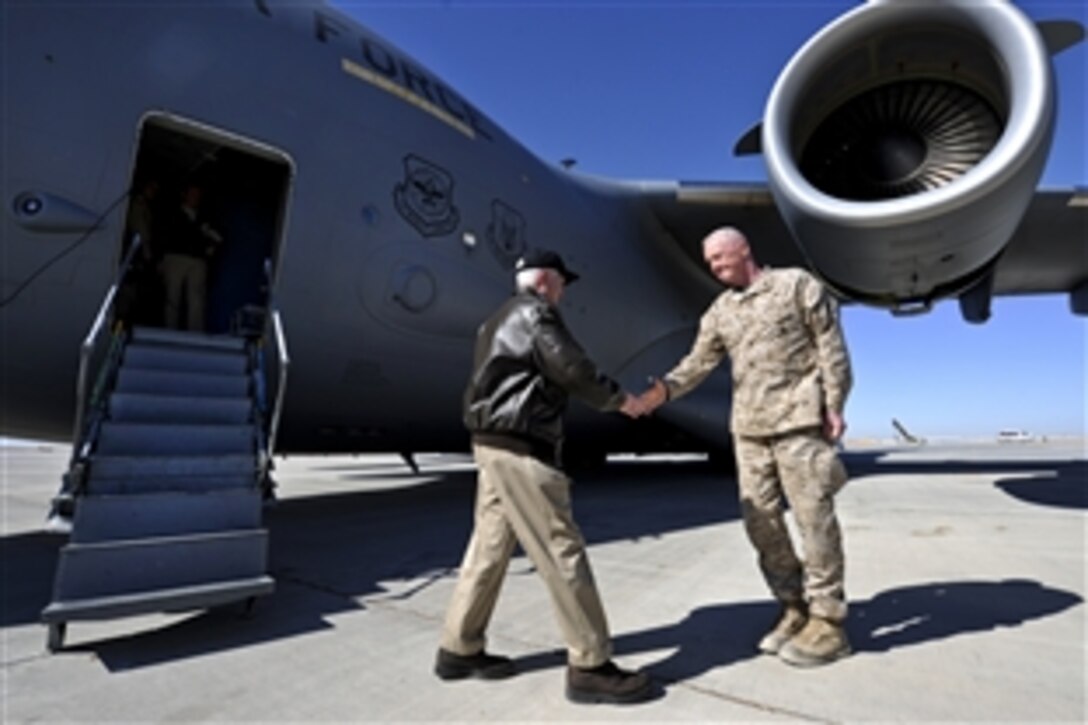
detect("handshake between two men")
[437,231,856,710]
[617,378,669,419]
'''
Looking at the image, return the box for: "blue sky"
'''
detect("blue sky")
[336,0,1086,440]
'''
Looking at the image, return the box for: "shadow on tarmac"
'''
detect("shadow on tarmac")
[1,459,734,665]
[506,579,1081,687]
[4,456,1082,669]
[847,579,1083,653]
[51,574,1084,677]
[844,454,1087,510]
[0,532,65,628]
[995,473,1088,510]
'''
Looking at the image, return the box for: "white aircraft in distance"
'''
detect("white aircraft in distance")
[5,0,1085,651]
[997,429,1038,442]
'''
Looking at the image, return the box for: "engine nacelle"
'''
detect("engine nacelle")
[762,0,1055,309]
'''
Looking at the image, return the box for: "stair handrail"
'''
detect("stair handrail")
[70,233,143,467]
[256,257,289,463]
[267,307,289,457]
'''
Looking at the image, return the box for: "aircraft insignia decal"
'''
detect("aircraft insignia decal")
[394,154,460,238]
[486,199,527,268]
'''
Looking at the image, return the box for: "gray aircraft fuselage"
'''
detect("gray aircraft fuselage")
[2,1,728,455]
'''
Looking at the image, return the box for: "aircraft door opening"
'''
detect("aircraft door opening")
[118,115,292,336]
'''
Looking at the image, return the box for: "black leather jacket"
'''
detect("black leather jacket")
[463,291,625,464]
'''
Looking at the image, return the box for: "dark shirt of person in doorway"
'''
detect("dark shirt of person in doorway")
[160,183,223,332]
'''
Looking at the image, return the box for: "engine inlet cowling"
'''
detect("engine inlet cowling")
[762,0,1055,307]
[800,79,1003,201]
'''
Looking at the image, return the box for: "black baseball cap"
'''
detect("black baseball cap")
[515,249,580,284]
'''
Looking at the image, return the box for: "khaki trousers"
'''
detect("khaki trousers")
[162,253,207,331]
[735,428,849,622]
[440,444,612,668]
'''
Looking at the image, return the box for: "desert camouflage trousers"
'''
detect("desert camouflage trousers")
[734,427,849,622]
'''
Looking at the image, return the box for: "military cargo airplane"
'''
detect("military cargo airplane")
[3,0,1086,464]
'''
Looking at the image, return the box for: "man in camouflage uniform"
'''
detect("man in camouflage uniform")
[638,226,852,667]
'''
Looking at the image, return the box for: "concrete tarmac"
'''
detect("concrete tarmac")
[2,440,1085,722]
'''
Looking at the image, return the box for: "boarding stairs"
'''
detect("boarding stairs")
[41,241,288,652]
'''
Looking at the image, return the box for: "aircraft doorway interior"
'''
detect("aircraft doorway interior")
[117,117,291,337]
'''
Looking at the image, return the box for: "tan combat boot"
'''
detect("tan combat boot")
[757,602,808,655]
[777,616,851,667]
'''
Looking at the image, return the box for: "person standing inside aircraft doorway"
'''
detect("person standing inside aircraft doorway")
[637,226,853,667]
[117,176,162,327]
[436,249,654,704]
[161,182,223,331]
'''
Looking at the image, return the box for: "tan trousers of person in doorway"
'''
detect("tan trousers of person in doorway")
[161,253,207,332]
[440,444,612,668]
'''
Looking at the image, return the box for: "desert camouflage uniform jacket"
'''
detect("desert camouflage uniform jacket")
[663,268,852,437]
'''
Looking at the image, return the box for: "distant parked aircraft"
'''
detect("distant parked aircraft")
[892,419,927,445]
[997,429,1036,442]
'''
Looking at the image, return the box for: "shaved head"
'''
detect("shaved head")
[702,227,749,255]
[702,226,758,288]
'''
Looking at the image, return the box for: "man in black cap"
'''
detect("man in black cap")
[435,249,654,704]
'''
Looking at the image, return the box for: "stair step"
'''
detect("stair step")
[90,454,256,479]
[41,576,274,623]
[87,453,257,494]
[71,489,262,543]
[109,393,252,424]
[97,422,255,456]
[87,476,255,495]
[123,344,248,375]
[45,530,270,604]
[130,326,246,352]
[115,368,249,398]
[43,325,277,642]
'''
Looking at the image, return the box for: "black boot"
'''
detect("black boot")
[566,660,652,704]
[434,648,516,680]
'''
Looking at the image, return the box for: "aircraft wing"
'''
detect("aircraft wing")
[623,181,1087,314]
[621,181,807,277]
[613,3,1087,320]
[993,188,1088,297]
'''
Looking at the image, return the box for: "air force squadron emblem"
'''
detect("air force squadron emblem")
[394,154,460,238]
[486,199,527,268]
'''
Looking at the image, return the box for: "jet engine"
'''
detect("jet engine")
[762,0,1056,313]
